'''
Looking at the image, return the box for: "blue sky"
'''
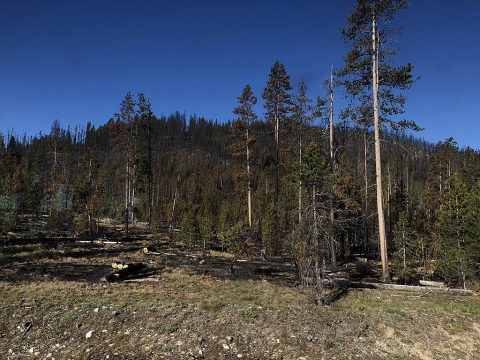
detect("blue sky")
[1,0,479,148]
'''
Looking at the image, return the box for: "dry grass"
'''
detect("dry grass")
[1,267,479,359]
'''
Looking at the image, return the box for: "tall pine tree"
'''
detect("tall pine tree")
[262,61,292,205]
[339,0,421,281]
[232,85,257,229]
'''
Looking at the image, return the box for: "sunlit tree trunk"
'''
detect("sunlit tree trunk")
[246,128,253,228]
[372,12,390,281]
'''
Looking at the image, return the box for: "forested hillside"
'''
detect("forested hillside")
[1,0,479,294]
[1,92,479,288]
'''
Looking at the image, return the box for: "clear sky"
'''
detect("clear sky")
[1,0,479,148]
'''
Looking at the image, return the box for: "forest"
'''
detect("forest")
[1,1,480,358]
[2,90,480,288]
[1,1,480,293]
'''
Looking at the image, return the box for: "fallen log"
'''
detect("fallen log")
[107,269,156,282]
[106,263,152,282]
[419,280,446,288]
[121,262,143,270]
[350,281,475,296]
[254,267,274,276]
[143,245,161,255]
[111,261,130,269]
[123,277,161,283]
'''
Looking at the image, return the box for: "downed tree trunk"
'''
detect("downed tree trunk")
[111,261,135,270]
[112,261,121,269]
[143,245,160,255]
[350,281,475,296]
[419,280,446,288]
[106,263,154,282]
[123,277,161,283]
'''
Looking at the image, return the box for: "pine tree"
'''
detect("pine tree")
[290,80,313,225]
[199,211,214,251]
[391,210,416,282]
[262,61,292,205]
[435,174,480,289]
[137,93,153,227]
[73,152,97,240]
[339,0,421,281]
[115,92,136,235]
[262,201,278,255]
[294,141,329,303]
[424,138,458,221]
[232,84,257,228]
[179,212,201,248]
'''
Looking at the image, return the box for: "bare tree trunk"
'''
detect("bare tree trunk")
[274,104,280,204]
[170,175,180,227]
[147,117,152,228]
[329,68,334,163]
[313,186,319,270]
[86,204,93,242]
[372,12,390,281]
[131,164,136,225]
[125,163,129,236]
[455,198,467,290]
[329,66,337,267]
[364,133,368,212]
[421,242,426,278]
[50,143,58,218]
[364,133,369,251]
[246,128,253,228]
[298,135,303,224]
[312,185,322,303]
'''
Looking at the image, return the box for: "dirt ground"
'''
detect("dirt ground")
[1,222,480,359]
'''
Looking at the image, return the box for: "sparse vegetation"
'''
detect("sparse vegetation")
[1,268,479,359]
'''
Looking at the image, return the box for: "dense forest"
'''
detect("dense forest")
[1,0,480,292]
